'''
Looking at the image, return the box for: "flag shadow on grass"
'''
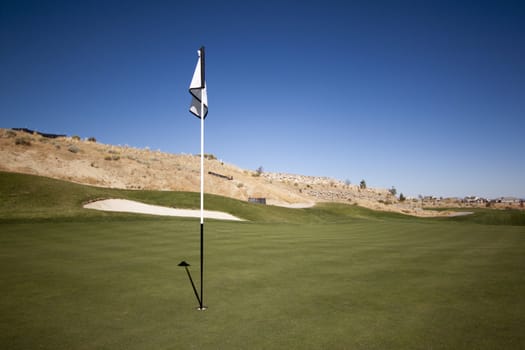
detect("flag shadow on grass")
[178,261,201,306]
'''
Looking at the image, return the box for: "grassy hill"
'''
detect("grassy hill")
[0,171,410,223]
[2,171,524,225]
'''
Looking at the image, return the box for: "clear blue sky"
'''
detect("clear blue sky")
[1,0,524,199]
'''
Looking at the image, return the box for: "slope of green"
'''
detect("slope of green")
[3,171,525,225]
[0,171,415,223]
[446,208,525,226]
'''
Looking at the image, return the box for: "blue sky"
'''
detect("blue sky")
[1,0,524,199]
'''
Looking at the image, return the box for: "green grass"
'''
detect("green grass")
[3,171,524,225]
[447,208,525,226]
[0,171,420,224]
[1,172,525,349]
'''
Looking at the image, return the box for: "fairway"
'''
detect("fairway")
[2,218,525,349]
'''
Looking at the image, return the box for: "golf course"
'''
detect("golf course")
[1,171,524,349]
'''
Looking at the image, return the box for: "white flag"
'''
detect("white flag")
[189,47,208,119]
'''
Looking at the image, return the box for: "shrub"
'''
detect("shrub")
[68,145,80,153]
[72,135,81,141]
[87,137,97,142]
[15,137,31,146]
[253,166,263,177]
[104,155,120,161]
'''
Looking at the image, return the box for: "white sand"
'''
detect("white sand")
[84,199,244,221]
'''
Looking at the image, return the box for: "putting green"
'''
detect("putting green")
[1,172,525,349]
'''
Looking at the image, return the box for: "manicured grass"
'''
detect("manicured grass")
[1,172,525,349]
[1,220,525,349]
[446,208,525,226]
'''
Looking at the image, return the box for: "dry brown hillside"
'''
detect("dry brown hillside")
[0,128,458,216]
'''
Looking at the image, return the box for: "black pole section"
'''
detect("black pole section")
[200,222,204,309]
[200,46,205,88]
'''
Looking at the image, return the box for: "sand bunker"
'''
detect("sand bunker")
[84,199,244,221]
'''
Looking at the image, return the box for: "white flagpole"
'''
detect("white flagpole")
[200,93,205,310]
[188,46,207,310]
[200,101,204,225]
[199,47,206,310]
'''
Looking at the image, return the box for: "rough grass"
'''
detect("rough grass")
[1,171,525,349]
[0,172,416,224]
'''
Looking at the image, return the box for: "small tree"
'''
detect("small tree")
[359,179,367,189]
[399,193,406,202]
[389,186,397,196]
[254,166,264,177]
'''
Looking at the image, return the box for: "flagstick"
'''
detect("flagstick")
[199,89,206,311]
[188,46,207,310]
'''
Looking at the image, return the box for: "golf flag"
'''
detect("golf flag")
[189,47,208,119]
[188,46,208,310]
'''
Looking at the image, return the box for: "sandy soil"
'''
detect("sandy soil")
[84,199,244,221]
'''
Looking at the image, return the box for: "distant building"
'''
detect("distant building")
[464,196,487,204]
[497,197,520,204]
